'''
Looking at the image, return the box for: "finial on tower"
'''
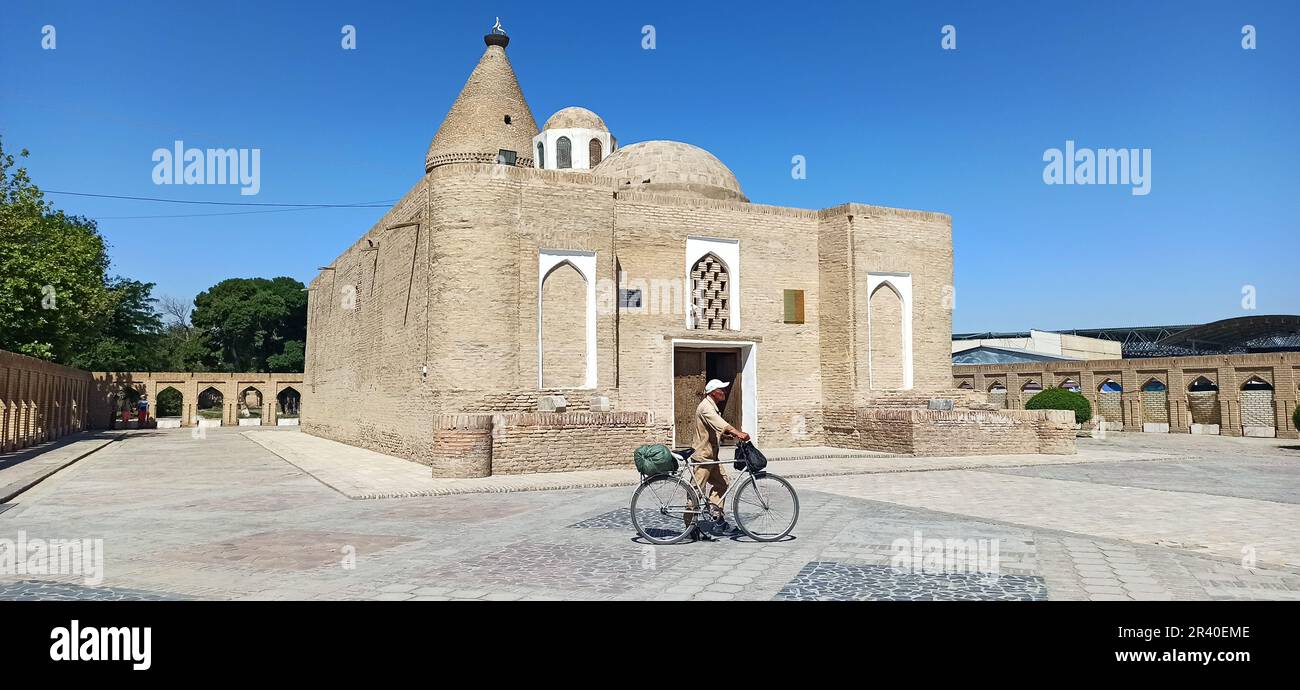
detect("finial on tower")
[485,17,509,47]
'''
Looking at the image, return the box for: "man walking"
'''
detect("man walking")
[689,378,750,540]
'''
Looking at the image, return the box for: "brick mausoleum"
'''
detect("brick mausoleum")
[303,26,1073,477]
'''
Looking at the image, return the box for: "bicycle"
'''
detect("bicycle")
[630,447,799,545]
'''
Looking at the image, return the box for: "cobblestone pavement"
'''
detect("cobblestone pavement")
[1,428,1298,601]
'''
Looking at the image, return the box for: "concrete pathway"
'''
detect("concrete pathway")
[0,431,124,503]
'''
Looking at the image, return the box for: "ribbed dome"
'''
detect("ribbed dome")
[544,107,608,132]
[593,140,746,202]
[425,33,538,172]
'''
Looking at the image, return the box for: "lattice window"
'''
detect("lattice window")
[557,137,572,169]
[690,254,729,330]
[537,142,545,169]
[589,138,603,166]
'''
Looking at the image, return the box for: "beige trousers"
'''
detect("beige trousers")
[684,463,730,526]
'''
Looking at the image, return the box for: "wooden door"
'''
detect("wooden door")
[673,350,706,446]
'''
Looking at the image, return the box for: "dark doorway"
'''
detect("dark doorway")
[673,347,742,446]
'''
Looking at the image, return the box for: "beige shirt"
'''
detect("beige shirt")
[692,396,731,461]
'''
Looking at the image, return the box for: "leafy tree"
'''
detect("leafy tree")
[150,295,208,372]
[191,277,307,371]
[267,339,305,372]
[68,277,164,371]
[0,138,115,361]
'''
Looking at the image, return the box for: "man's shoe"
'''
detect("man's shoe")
[690,529,717,542]
[711,521,739,537]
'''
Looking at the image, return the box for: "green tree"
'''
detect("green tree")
[0,138,116,361]
[68,277,165,371]
[191,277,307,371]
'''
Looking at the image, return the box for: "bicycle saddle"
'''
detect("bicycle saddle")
[671,447,695,461]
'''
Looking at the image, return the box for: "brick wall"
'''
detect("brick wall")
[0,349,93,453]
[1187,391,1220,425]
[1140,390,1169,423]
[830,407,1075,455]
[1241,389,1274,428]
[428,411,670,477]
[1098,392,1123,424]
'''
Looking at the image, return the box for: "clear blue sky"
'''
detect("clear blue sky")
[2,0,1296,332]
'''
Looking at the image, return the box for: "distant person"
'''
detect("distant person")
[137,393,149,425]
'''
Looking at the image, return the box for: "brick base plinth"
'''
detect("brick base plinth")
[826,406,1076,455]
[430,411,671,478]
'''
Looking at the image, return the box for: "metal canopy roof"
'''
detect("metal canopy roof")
[954,315,1300,358]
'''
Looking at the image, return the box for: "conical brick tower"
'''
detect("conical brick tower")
[424,24,538,172]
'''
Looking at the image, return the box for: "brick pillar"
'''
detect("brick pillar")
[224,381,237,427]
[1275,364,1297,439]
[1006,372,1022,409]
[1218,366,1240,436]
[1120,369,1140,431]
[1,365,11,453]
[1166,366,1187,433]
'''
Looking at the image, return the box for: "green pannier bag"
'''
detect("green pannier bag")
[634,443,678,475]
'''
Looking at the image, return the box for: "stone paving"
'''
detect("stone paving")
[0,427,1298,601]
[0,579,191,601]
[241,427,1183,499]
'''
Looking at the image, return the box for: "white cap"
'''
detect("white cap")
[704,379,730,394]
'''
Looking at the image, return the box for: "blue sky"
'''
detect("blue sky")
[2,0,1296,332]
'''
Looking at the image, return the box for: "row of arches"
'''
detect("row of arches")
[963,375,1274,396]
[961,375,1281,432]
[109,384,301,428]
[537,137,603,170]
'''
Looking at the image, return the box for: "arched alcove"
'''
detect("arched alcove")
[540,261,589,388]
[868,282,904,390]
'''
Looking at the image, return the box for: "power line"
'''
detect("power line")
[97,206,394,220]
[44,190,397,208]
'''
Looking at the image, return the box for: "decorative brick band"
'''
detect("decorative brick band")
[424,152,535,171]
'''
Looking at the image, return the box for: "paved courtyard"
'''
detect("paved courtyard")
[1,428,1298,601]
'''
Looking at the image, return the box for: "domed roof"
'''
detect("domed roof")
[544,107,608,132]
[592,140,746,202]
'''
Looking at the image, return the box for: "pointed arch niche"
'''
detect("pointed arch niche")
[538,249,597,389]
[867,272,913,390]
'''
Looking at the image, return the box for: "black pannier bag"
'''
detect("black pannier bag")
[733,440,768,472]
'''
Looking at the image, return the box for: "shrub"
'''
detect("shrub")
[1026,388,1093,424]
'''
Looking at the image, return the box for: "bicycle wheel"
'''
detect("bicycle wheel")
[630,474,701,545]
[732,472,799,542]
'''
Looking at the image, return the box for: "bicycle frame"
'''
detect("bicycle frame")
[672,457,775,516]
